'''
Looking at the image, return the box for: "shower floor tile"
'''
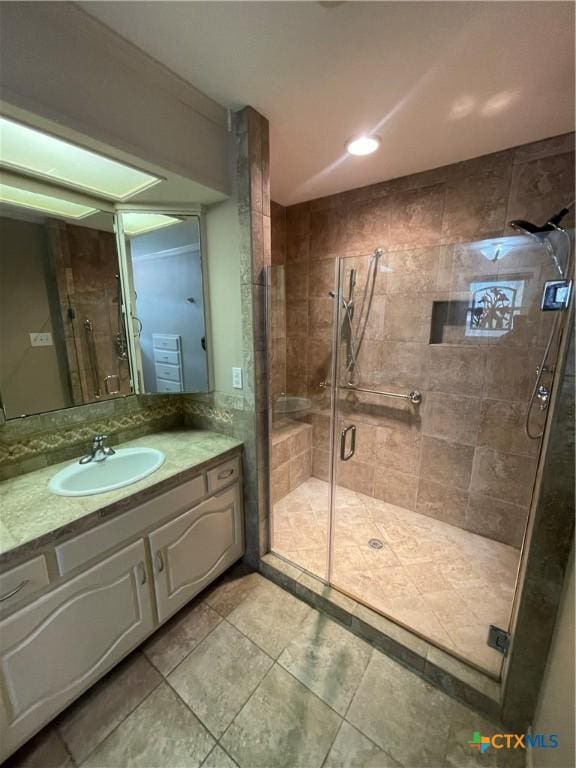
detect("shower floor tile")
[271,478,521,676]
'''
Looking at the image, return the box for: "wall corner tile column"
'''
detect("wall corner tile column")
[234,106,271,566]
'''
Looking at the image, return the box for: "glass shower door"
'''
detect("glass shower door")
[267,260,339,582]
[329,235,569,676]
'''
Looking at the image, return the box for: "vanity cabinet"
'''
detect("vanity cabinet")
[150,484,242,621]
[0,450,244,761]
[0,541,153,754]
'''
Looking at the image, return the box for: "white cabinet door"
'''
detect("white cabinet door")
[150,484,243,622]
[0,540,153,761]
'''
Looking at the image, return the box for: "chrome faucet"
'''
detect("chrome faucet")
[79,435,116,464]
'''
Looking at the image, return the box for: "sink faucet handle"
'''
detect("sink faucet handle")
[79,434,114,465]
[93,434,115,457]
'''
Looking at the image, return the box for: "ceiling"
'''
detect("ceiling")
[80,1,575,206]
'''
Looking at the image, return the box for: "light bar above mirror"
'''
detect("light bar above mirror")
[0,183,98,219]
[0,117,162,200]
[121,212,183,236]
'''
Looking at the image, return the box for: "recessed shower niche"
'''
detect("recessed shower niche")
[429,274,533,345]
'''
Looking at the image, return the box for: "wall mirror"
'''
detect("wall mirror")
[0,199,131,419]
[0,115,213,420]
[116,211,210,395]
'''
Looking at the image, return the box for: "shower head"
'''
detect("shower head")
[509,201,575,237]
[509,219,555,236]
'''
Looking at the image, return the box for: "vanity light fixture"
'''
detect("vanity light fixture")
[121,212,182,236]
[0,183,98,219]
[346,135,381,156]
[0,117,162,200]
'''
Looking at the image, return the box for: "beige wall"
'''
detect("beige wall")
[533,543,575,768]
[270,132,575,548]
[0,217,68,417]
[204,196,243,395]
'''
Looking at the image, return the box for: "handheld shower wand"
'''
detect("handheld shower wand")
[509,201,574,439]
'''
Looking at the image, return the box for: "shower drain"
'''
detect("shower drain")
[368,538,384,550]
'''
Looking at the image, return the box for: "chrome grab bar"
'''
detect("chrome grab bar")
[340,384,422,405]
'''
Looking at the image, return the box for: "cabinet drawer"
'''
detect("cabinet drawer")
[207,456,241,494]
[55,473,206,576]
[0,556,50,612]
[155,363,181,383]
[154,349,180,366]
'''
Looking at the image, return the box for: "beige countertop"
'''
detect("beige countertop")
[0,429,243,565]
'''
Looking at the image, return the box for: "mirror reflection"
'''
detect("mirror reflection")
[0,206,130,419]
[120,213,209,394]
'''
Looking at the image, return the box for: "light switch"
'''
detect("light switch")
[29,332,53,347]
[232,367,243,389]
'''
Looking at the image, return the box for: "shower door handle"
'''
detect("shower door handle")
[340,424,356,461]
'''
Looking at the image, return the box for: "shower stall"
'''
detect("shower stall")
[267,221,573,678]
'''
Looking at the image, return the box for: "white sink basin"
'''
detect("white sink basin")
[49,447,165,497]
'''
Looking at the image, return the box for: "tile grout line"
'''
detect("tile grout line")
[212,741,240,768]
[215,608,358,760]
[74,659,165,767]
[162,673,224,749]
[149,566,266,682]
[318,718,345,768]
[215,659,277,748]
[161,615,277,749]
[221,614,278,663]
[53,724,78,768]
[151,608,225,680]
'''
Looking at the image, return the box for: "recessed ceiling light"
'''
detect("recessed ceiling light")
[346,135,380,156]
[121,212,182,236]
[0,117,162,200]
[0,183,97,219]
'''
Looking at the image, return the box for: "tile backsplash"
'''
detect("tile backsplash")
[0,396,182,480]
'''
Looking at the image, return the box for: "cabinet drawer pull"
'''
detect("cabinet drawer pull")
[217,468,235,480]
[155,552,164,572]
[0,579,29,602]
[137,561,147,585]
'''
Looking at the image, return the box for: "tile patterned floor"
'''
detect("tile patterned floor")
[272,478,521,676]
[5,564,524,768]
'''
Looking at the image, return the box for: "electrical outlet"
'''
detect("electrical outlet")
[29,332,53,347]
[232,367,243,389]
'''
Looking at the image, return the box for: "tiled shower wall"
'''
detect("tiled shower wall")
[271,132,575,548]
